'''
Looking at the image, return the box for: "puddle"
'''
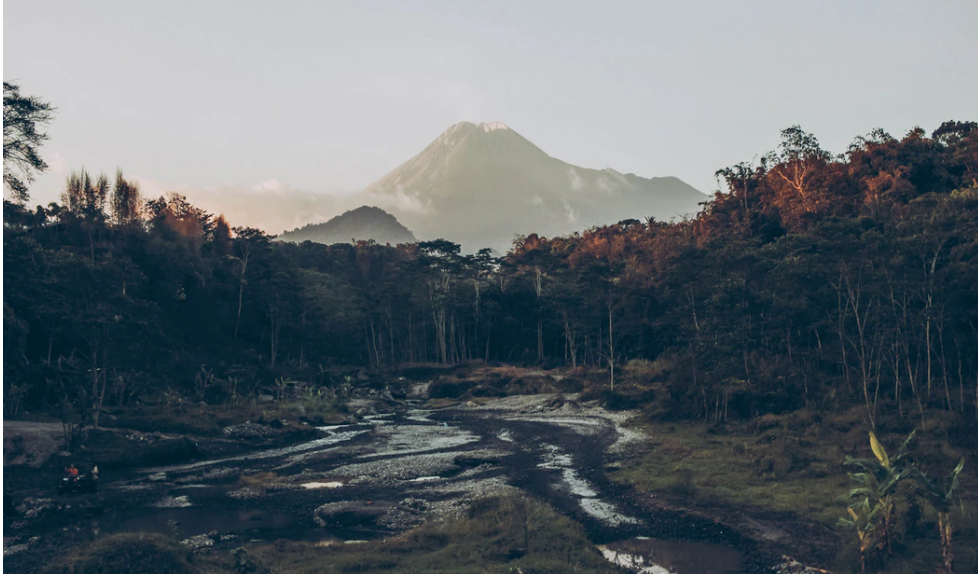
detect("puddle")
[599,538,743,574]
[152,495,192,508]
[537,444,636,526]
[360,424,479,458]
[301,481,345,489]
[404,409,433,422]
[580,498,639,526]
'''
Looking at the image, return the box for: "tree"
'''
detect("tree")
[63,169,109,220]
[3,82,55,203]
[913,457,965,574]
[111,169,142,227]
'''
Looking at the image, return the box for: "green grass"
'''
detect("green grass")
[608,408,978,573]
[610,419,850,525]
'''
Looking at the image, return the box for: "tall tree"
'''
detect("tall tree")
[3,82,55,203]
[111,169,142,227]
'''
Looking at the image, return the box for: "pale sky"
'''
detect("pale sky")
[4,0,978,213]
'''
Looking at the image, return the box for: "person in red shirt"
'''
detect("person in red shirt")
[66,464,79,477]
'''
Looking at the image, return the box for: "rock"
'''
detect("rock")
[454,453,504,467]
[774,556,831,574]
[313,500,387,528]
[3,543,29,557]
[407,383,430,399]
[202,467,235,480]
[152,495,192,508]
[223,421,272,438]
[16,497,57,519]
[181,533,215,549]
[227,487,263,499]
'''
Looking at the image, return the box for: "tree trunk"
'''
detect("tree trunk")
[608,302,615,392]
[938,512,953,574]
[269,309,281,370]
[234,249,250,339]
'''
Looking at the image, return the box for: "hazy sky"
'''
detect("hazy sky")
[5,0,978,211]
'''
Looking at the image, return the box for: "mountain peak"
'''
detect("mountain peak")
[277,205,416,246]
[444,121,511,136]
[479,121,509,132]
[359,121,707,251]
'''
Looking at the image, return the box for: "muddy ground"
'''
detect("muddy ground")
[4,393,833,574]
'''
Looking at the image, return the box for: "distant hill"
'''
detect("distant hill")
[277,206,416,246]
[358,121,707,251]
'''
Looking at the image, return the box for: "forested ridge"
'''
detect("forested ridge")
[4,122,978,428]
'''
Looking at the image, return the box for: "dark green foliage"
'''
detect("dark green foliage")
[3,82,54,203]
[3,122,978,430]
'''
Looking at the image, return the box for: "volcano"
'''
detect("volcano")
[357,121,706,251]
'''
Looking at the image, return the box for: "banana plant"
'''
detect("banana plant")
[912,457,965,574]
[838,504,875,573]
[842,431,916,558]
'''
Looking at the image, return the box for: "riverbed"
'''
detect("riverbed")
[4,395,796,573]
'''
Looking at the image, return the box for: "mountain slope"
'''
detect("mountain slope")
[277,206,416,245]
[358,121,706,251]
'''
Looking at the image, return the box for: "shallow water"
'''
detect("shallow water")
[599,538,744,574]
[20,400,747,572]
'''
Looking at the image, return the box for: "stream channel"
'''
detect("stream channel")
[7,395,777,573]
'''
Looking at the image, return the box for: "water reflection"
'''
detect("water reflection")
[599,537,743,574]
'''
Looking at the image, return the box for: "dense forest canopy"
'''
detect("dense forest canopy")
[4,122,978,427]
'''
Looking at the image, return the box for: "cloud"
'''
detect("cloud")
[124,176,352,235]
[567,167,583,191]
[363,185,433,215]
[563,200,578,224]
[251,178,287,193]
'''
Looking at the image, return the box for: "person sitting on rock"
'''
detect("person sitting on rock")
[66,464,79,477]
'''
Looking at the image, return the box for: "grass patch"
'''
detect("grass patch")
[43,533,216,574]
[424,364,586,401]
[609,408,978,573]
[250,495,619,574]
[108,399,349,437]
[611,418,850,524]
